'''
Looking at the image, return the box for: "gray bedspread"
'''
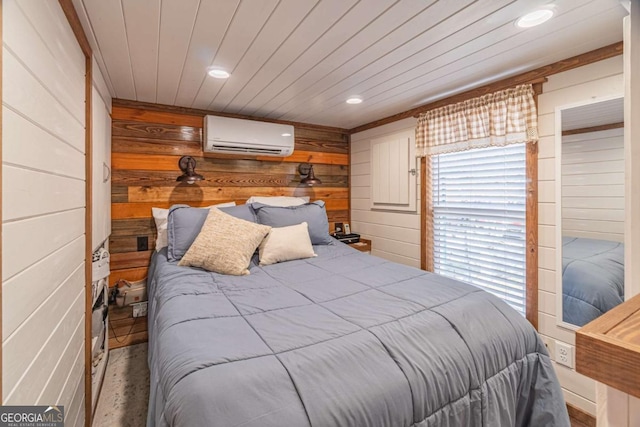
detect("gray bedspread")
[562,237,624,326]
[147,242,568,427]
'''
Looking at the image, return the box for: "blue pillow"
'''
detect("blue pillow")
[167,204,257,261]
[251,201,332,245]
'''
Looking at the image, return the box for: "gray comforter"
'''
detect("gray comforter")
[147,242,568,427]
[562,237,624,326]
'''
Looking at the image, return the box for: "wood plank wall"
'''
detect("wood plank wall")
[108,100,350,348]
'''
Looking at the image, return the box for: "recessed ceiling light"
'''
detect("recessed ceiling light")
[208,68,230,79]
[516,9,554,28]
[346,97,363,104]
[281,133,292,137]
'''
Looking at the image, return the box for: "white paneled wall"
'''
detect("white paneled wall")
[537,55,624,416]
[561,128,624,242]
[2,0,86,423]
[351,118,420,267]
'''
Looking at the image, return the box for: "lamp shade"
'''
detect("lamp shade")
[176,156,204,184]
[299,163,322,186]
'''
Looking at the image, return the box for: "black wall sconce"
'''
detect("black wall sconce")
[299,163,322,186]
[176,156,204,184]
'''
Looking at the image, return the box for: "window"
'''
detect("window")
[432,143,527,314]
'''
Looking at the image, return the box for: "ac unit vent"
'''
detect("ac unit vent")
[207,144,284,155]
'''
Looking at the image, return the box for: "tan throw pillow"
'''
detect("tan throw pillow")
[178,208,271,275]
[259,222,316,266]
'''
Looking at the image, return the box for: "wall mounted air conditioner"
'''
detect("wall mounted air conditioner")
[203,115,294,156]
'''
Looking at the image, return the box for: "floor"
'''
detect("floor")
[93,343,149,427]
[94,342,589,427]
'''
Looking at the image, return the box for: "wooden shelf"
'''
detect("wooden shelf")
[575,293,640,399]
[348,238,371,253]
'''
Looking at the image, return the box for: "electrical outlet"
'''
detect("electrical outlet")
[137,236,149,251]
[555,341,574,368]
[132,301,148,318]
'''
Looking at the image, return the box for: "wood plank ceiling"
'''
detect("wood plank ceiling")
[72,0,625,129]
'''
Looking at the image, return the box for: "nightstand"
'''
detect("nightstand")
[348,238,371,254]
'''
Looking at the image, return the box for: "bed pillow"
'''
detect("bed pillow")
[245,196,309,206]
[259,222,316,266]
[152,207,171,251]
[178,208,271,276]
[152,202,235,252]
[167,204,255,261]
[252,201,332,245]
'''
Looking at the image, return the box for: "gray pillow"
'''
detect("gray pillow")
[251,201,333,245]
[167,204,257,261]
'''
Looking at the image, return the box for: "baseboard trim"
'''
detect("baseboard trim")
[567,403,596,427]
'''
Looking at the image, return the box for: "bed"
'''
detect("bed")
[146,239,569,426]
[562,236,624,327]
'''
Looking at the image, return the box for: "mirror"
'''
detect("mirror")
[555,96,625,329]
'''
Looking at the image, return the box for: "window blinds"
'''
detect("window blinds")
[432,143,527,314]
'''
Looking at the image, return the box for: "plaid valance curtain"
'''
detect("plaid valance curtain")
[415,84,538,157]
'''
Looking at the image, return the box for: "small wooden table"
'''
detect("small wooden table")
[348,238,371,253]
[575,293,640,399]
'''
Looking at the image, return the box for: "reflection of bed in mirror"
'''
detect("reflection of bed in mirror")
[562,237,624,326]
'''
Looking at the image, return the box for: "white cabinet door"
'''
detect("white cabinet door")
[370,129,417,212]
[92,85,111,250]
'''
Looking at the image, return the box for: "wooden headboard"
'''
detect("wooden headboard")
[109,100,350,286]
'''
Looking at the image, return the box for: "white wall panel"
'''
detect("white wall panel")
[542,56,622,93]
[3,166,85,221]
[2,1,86,419]
[539,269,556,293]
[538,225,555,248]
[539,290,556,315]
[6,313,83,404]
[539,203,555,226]
[67,368,85,426]
[37,317,83,406]
[538,247,555,270]
[3,237,84,337]
[2,209,84,281]
[536,57,624,415]
[539,75,624,115]
[15,0,85,79]
[351,118,420,267]
[3,267,84,398]
[3,108,84,179]
[3,48,84,152]
[3,1,84,123]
